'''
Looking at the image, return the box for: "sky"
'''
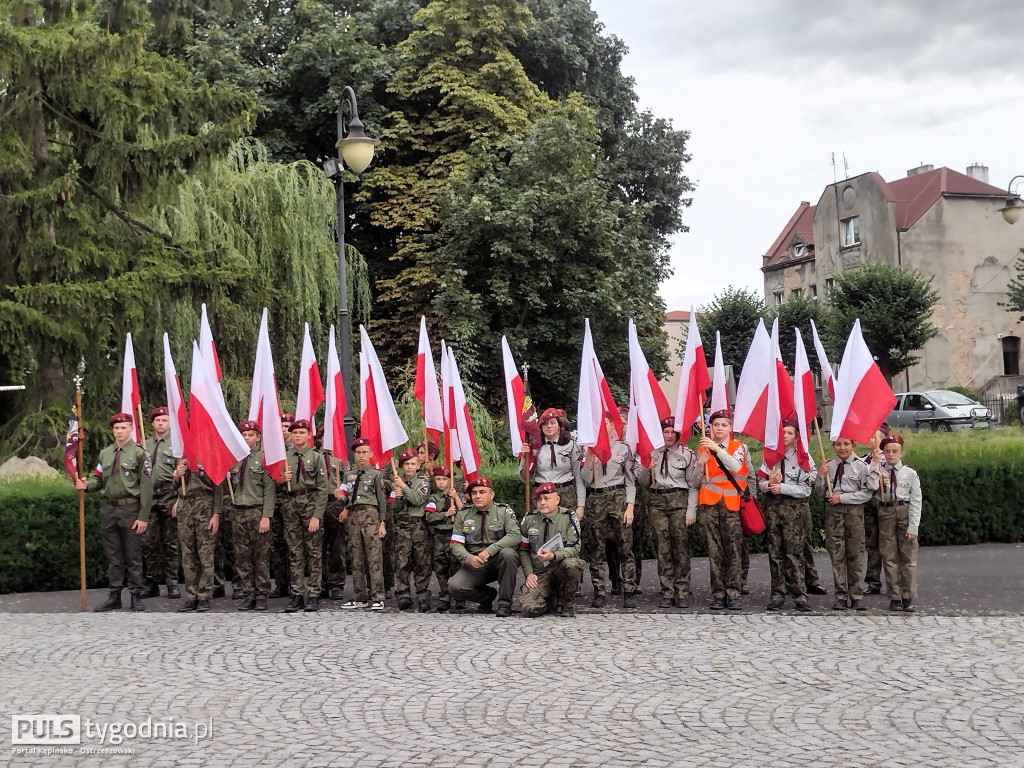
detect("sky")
[589,0,1024,314]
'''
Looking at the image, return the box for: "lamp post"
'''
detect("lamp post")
[323,86,380,460]
[997,175,1024,225]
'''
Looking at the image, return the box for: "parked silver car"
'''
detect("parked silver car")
[887,390,993,432]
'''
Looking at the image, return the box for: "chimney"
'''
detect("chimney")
[906,163,934,177]
[966,163,989,183]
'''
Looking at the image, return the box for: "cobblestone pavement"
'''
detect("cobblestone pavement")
[3,612,1023,767]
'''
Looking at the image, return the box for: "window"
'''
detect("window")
[773,291,783,305]
[842,216,860,246]
[825,278,835,291]
[903,394,927,411]
[1003,336,1021,376]
[790,288,802,299]
[791,243,806,258]
[809,285,818,300]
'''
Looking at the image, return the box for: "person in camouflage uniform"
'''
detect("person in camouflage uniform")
[277,419,329,613]
[390,448,434,611]
[758,418,815,612]
[174,456,225,613]
[425,465,462,612]
[230,421,276,611]
[141,406,180,600]
[268,413,294,599]
[519,483,584,618]
[339,438,387,610]
[74,412,153,612]
[321,432,349,602]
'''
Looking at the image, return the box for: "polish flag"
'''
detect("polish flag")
[323,324,348,458]
[359,325,409,469]
[120,332,141,443]
[247,309,287,481]
[733,319,772,441]
[188,340,249,485]
[709,331,730,415]
[792,329,815,470]
[763,319,797,469]
[673,308,711,436]
[199,303,224,398]
[830,319,897,444]
[415,316,444,446]
[501,336,525,456]
[295,322,325,431]
[625,319,668,468]
[446,345,482,482]
[162,333,189,461]
[577,319,619,464]
[810,319,835,401]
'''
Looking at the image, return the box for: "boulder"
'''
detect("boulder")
[0,456,61,480]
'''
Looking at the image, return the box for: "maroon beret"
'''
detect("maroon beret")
[465,477,493,493]
[880,434,904,449]
[539,408,566,424]
[399,448,419,464]
[351,437,371,450]
[709,409,733,424]
[532,481,558,499]
[289,419,312,432]
[109,412,133,427]
[432,466,451,477]
[417,439,439,458]
[150,406,168,420]
[781,417,799,432]
[660,416,677,430]
[316,426,324,441]
[280,413,295,423]
[238,420,261,434]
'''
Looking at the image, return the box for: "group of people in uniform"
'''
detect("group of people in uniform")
[76,403,922,616]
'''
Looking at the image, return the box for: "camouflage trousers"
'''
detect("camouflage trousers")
[348,505,384,602]
[801,504,822,589]
[322,498,347,592]
[143,491,179,586]
[282,491,324,600]
[177,493,218,600]
[232,506,271,599]
[520,558,586,617]
[585,487,636,596]
[99,500,145,592]
[825,503,865,600]
[878,501,918,600]
[431,527,458,603]
[394,516,433,601]
[863,498,883,591]
[608,492,647,588]
[764,496,808,603]
[701,501,744,601]
[647,489,692,598]
[270,501,290,591]
[381,518,395,592]
[214,505,241,594]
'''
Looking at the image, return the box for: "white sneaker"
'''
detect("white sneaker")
[369,601,384,611]
[340,600,368,609]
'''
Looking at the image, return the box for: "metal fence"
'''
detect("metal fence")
[981,395,1021,426]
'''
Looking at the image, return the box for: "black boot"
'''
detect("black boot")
[140,581,160,599]
[304,597,319,612]
[238,598,257,611]
[94,590,122,612]
[166,584,181,599]
[268,583,289,599]
[129,592,146,612]
[282,595,305,613]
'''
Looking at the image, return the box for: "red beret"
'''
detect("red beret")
[532,481,558,499]
[289,419,312,432]
[709,409,733,424]
[150,406,168,420]
[539,408,566,424]
[399,448,419,464]
[351,437,371,450]
[660,416,677,430]
[465,477,493,493]
[109,412,133,427]
[432,466,451,477]
[280,413,295,423]
[781,417,799,431]
[238,420,261,434]
[880,435,904,449]
[417,439,439,458]
[316,426,324,440]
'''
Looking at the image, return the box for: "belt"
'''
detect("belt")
[106,497,139,507]
[650,487,686,495]
[879,500,908,507]
[233,504,260,511]
[286,489,314,497]
[591,484,624,494]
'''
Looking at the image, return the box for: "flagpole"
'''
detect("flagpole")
[136,403,147,446]
[699,393,710,480]
[812,417,833,495]
[226,476,236,504]
[75,379,87,613]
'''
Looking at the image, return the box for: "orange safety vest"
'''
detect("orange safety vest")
[699,440,748,511]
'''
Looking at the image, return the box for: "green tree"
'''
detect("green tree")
[1001,248,1024,321]
[824,261,939,382]
[764,293,826,371]
[696,287,765,376]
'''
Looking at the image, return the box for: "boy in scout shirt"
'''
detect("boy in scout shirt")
[448,477,521,617]
[141,406,181,600]
[391,448,433,612]
[74,412,152,612]
[339,438,387,611]
[873,435,923,612]
[230,421,276,612]
[268,413,294,599]
[173,454,226,613]
[277,419,329,613]
[425,466,462,612]
[519,483,584,618]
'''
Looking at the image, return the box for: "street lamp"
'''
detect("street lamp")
[324,86,380,460]
[997,175,1023,225]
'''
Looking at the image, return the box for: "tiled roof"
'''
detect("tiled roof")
[883,167,1006,230]
[762,202,815,271]
[665,310,691,321]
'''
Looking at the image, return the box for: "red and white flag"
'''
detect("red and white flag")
[709,331,730,416]
[673,308,711,436]
[792,329,815,470]
[501,335,525,457]
[162,333,189,461]
[415,316,444,447]
[247,308,287,481]
[188,340,249,484]
[733,319,772,441]
[830,319,897,444]
[763,319,799,469]
[199,303,224,398]
[625,319,669,468]
[446,345,482,482]
[359,325,409,469]
[577,319,621,464]
[323,324,348,458]
[295,322,325,431]
[810,319,835,401]
[120,332,141,443]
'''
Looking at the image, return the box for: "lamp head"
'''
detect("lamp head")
[336,115,380,173]
[999,196,1022,225]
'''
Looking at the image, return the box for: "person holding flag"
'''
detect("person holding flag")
[390,448,434,612]
[518,408,586,515]
[230,421,277,611]
[339,438,388,611]
[140,407,182,600]
[173,455,226,613]
[425,465,463,612]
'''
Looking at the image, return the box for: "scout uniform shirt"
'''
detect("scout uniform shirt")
[757,446,815,499]
[343,465,387,522]
[644,442,701,516]
[388,474,430,520]
[178,466,226,515]
[813,456,877,504]
[518,507,582,575]
[876,461,923,535]
[449,502,521,564]
[520,438,586,506]
[281,445,329,519]
[145,434,178,491]
[86,441,154,521]
[425,490,458,532]
[581,440,638,504]
[230,447,276,517]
